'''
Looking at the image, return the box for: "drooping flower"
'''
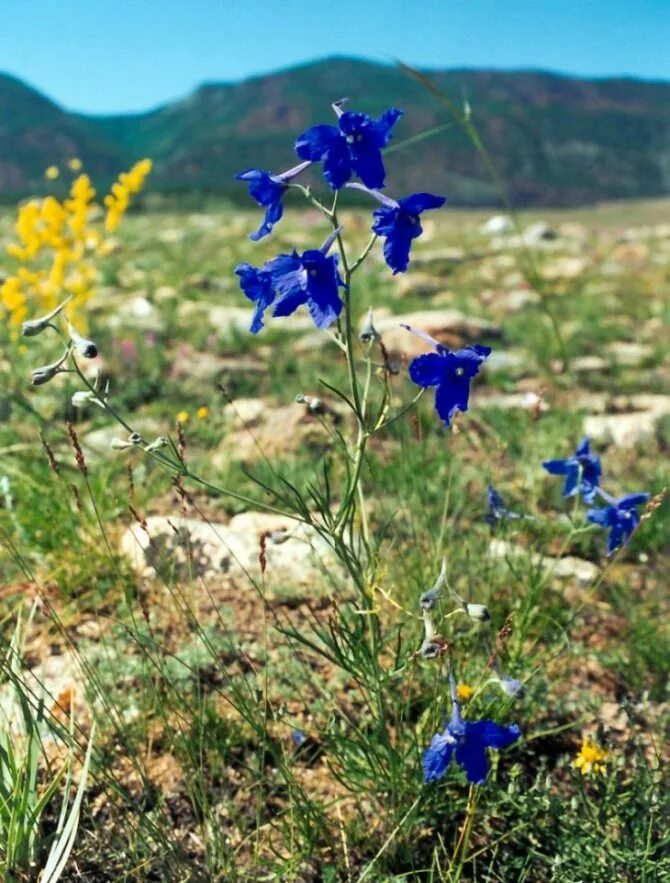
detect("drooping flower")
[346,184,445,273]
[404,324,491,426]
[234,230,345,332]
[295,102,402,190]
[586,491,649,554]
[423,673,520,785]
[236,161,310,241]
[574,737,608,776]
[542,437,602,503]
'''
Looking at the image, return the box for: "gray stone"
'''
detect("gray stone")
[120,513,342,594]
[489,540,598,584]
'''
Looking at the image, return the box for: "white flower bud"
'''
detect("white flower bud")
[464,603,490,622]
[21,297,72,338]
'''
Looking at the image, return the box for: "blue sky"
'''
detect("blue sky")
[3,0,669,113]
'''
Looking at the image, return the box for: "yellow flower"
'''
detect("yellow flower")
[574,738,609,776]
[45,165,60,180]
[104,158,152,232]
[457,683,474,702]
[196,406,209,419]
[68,157,83,171]
[176,411,189,423]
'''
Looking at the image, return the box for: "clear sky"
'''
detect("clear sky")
[3,0,669,114]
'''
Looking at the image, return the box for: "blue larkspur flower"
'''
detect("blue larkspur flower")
[543,437,602,503]
[587,491,650,554]
[295,103,402,190]
[234,230,344,332]
[404,324,491,427]
[234,263,276,334]
[236,161,310,241]
[485,485,523,525]
[423,674,520,785]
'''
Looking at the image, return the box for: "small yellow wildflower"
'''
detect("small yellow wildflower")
[574,738,609,776]
[196,406,209,419]
[104,158,153,232]
[68,157,83,172]
[457,683,474,702]
[176,410,189,423]
[45,165,60,180]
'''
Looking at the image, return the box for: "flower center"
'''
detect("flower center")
[454,366,465,377]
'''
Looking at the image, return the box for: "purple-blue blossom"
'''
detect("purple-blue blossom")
[543,438,602,503]
[236,161,310,240]
[587,491,650,554]
[423,674,520,785]
[295,103,402,190]
[404,325,491,427]
[234,263,277,334]
[347,184,445,273]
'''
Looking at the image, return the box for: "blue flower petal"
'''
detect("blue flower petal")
[381,222,414,273]
[322,138,353,189]
[575,437,591,457]
[236,169,284,206]
[272,286,308,317]
[235,263,276,334]
[249,198,284,241]
[351,144,387,189]
[466,720,521,750]
[435,374,471,425]
[400,193,446,214]
[607,521,626,554]
[562,463,581,497]
[295,124,342,161]
[543,458,569,476]
[587,506,613,528]
[370,108,403,146]
[408,353,448,387]
[455,739,489,784]
[618,492,650,510]
[423,731,455,783]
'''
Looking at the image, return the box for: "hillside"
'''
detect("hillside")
[2,57,670,205]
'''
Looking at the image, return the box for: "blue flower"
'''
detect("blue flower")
[269,245,345,330]
[587,492,650,554]
[543,437,602,503]
[236,161,310,241]
[485,485,524,525]
[234,230,344,332]
[371,192,446,273]
[234,263,276,333]
[295,104,402,190]
[404,324,491,427]
[423,674,520,785]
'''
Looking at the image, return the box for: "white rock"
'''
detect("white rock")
[121,514,342,592]
[480,215,514,236]
[489,540,598,584]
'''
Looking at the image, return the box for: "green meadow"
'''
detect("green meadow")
[0,193,669,882]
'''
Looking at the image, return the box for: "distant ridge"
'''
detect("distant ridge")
[2,57,670,206]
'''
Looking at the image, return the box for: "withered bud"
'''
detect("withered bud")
[144,436,168,452]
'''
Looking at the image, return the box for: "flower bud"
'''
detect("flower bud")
[144,436,169,452]
[110,438,133,450]
[464,603,490,623]
[359,308,381,344]
[500,676,525,699]
[419,588,440,611]
[71,390,96,408]
[31,350,69,386]
[21,297,72,338]
[68,323,98,359]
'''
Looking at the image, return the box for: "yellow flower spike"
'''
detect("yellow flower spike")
[45,165,60,180]
[456,683,474,703]
[196,406,209,419]
[574,738,609,776]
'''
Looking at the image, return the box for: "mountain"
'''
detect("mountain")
[2,57,670,206]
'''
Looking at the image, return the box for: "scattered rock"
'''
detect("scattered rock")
[480,215,514,236]
[121,512,343,597]
[489,540,598,584]
[605,341,653,367]
[215,400,342,462]
[524,222,558,244]
[584,396,670,448]
[108,295,165,332]
[365,309,501,356]
[393,273,447,298]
